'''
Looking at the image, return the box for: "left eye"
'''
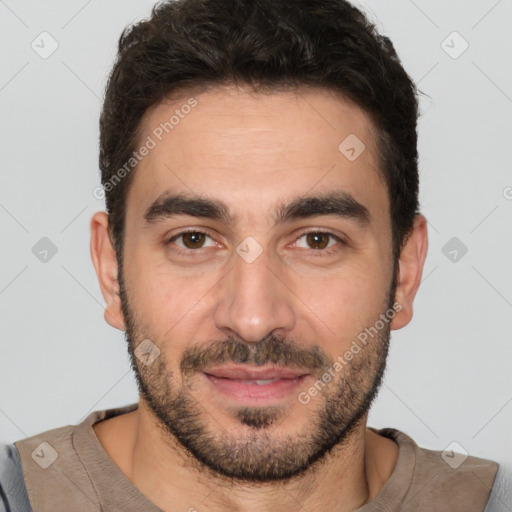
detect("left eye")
[294,231,341,251]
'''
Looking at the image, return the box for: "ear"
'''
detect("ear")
[390,214,428,330]
[90,211,126,331]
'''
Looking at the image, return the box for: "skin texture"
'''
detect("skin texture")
[90,85,428,512]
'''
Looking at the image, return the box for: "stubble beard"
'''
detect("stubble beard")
[118,259,396,483]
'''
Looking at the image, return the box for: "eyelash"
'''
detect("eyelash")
[166,229,347,257]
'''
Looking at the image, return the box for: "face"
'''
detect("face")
[114,86,400,482]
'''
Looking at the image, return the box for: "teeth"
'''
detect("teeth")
[254,379,280,385]
[210,376,288,385]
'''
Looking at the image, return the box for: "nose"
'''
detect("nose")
[213,242,296,343]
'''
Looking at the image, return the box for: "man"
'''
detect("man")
[0,0,499,510]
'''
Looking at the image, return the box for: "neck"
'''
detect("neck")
[94,399,397,512]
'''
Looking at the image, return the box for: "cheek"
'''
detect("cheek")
[297,262,390,341]
[125,250,218,347]
[121,248,175,333]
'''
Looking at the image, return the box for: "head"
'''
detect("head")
[91,0,428,483]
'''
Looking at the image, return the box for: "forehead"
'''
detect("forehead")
[125,86,389,227]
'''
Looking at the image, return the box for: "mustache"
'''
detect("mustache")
[180,334,332,377]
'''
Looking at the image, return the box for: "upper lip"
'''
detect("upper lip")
[203,365,309,380]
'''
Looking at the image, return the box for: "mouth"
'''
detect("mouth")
[202,364,312,404]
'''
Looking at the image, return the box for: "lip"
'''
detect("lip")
[201,365,312,405]
[203,364,309,380]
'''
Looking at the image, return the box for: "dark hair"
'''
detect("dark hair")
[99,0,420,273]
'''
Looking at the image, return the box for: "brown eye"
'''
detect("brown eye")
[168,230,216,251]
[294,231,345,256]
[305,232,330,250]
[181,232,206,249]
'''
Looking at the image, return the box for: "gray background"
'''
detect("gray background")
[1,0,511,509]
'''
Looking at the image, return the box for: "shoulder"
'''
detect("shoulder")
[378,428,499,511]
[10,422,96,512]
[14,423,77,479]
[15,423,75,455]
[13,422,97,510]
[0,442,32,512]
[10,404,137,511]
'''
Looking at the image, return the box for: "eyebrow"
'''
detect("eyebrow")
[143,190,371,228]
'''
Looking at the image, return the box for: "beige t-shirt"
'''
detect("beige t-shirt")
[14,402,499,511]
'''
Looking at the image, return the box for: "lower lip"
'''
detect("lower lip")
[203,373,310,404]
